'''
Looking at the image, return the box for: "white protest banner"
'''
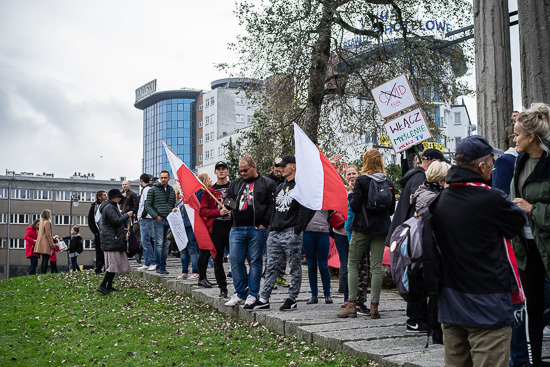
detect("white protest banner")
[383,108,432,153]
[370,74,417,118]
[166,210,188,251]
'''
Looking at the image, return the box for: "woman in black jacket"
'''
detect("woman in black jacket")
[338,149,395,319]
[96,189,133,295]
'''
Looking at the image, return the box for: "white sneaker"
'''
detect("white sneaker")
[244,295,256,306]
[137,265,148,270]
[147,265,156,271]
[225,294,245,307]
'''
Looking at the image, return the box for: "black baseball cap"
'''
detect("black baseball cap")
[275,155,296,167]
[456,135,504,162]
[215,161,228,169]
[422,148,450,163]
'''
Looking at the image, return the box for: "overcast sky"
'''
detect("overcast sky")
[0,0,521,181]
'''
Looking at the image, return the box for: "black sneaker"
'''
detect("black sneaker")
[356,303,371,316]
[250,299,270,311]
[406,322,428,333]
[96,285,109,295]
[279,298,297,311]
[219,288,229,298]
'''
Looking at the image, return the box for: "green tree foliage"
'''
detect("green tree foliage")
[220,0,473,163]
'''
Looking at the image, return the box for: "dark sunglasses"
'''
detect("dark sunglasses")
[239,168,249,174]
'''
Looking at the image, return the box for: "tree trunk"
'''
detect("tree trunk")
[518,0,550,107]
[303,4,334,144]
[473,0,513,148]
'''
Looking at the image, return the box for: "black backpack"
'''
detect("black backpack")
[76,237,84,254]
[366,176,393,212]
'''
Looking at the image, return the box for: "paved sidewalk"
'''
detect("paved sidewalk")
[131,256,549,367]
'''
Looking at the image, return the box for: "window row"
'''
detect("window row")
[0,213,88,226]
[205,97,215,107]
[0,189,97,202]
[0,238,94,249]
[204,149,215,160]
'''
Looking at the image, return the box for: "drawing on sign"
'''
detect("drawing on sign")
[383,108,432,153]
[371,74,417,119]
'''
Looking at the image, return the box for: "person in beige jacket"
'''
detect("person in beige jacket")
[34,209,55,274]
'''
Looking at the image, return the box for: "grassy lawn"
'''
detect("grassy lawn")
[0,271,376,366]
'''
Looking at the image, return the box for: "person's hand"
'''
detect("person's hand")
[328,154,342,165]
[172,208,178,212]
[259,224,267,230]
[219,208,230,216]
[155,216,162,221]
[513,198,533,214]
[127,211,134,217]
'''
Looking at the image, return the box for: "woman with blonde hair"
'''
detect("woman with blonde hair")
[34,209,55,274]
[410,160,451,212]
[338,150,395,319]
[510,103,550,366]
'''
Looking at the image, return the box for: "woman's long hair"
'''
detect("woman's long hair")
[360,149,385,175]
[40,209,51,222]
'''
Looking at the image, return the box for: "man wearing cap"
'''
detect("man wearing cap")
[502,111,520,151]
[144,170,176,275]
[387,147,449,332]
[266,157,285,186]
[246,155,309,311]
[431,135,525,366]
[200,161,232,297]
[224,156,277,307]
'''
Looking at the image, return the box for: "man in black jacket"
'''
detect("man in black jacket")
[432,135,525,366]
[224,157,277,307]
[245,155,308,311]
[120,180,139,219]
[88,190,107,274]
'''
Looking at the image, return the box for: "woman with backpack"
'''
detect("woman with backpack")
[338,149,395,319]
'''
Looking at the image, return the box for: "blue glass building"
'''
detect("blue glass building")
[135,90,200,177]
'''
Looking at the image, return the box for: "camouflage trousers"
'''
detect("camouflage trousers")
[357,249,371,305]
[260,228,302,302]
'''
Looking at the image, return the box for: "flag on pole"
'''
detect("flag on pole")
[162,141,216,259]
[289,123,348,218]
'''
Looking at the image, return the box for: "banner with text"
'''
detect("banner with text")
[383,108,432,153]
[378,136,445,151]
[371,74,417,118]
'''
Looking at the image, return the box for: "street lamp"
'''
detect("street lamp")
[68,193,79,272]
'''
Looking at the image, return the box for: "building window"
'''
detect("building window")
[9,238,24,249]
[0,213,7,223]
[210,149,215,158]
[454,112,461,125]
[218,147,223,155]
[56,191,73,201]
[0,238,5,248]
[236,96,245,105]
[210,132,215,141]
[210,97,215,105]
[199,120,203,128]
[210,114,214,123]
[76,216,88,226]
[199,103,203,111]
[11,189,30,200]
[236,114,245,123]
[455,137,462,145]
[33,190,52,200]
[10,214,29,224]
[205,134,210,143]
[205,151,210,159]
[199,154,203,162]
[54,215,71,225]
[0,188,8,199]
[205,116,210,125]
[83,239,93,250]
[199,137,203,145]
[31,214,41,222]
[206,99,210,107]
[247,115,252,123]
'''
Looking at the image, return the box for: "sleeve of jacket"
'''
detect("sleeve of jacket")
[260,178,277,228]
[44,221,54,249]
[145,187,159,219]
[388,179,396,216]
[88,204,99,235]
[131,191,139,213]
[200,188,221,218]
[104,205,129,226]
[348,177,366,213]
[531,202,550,231]
[494,191,527,239]
[295,205,313,235]
[67,237,76,252]
[24,228,34,243]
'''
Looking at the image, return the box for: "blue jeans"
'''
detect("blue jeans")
[302,231,331,298]
[180,225,199,274]
[229,226,267,299]
[153,220,170,271]
[140,218,155,266]
[333,233,349,301]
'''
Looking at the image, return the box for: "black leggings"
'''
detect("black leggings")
[50,261,58,274]
[71,256,81,271]
[198,249,211,280]
[519,237,545,366]
[100,272,116,289]
[28,256,38,275]
[40,254,50,274]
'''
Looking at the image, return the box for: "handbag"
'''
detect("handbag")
[126,225,140,257]
[329,212,346,230]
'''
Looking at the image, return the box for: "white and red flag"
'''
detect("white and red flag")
[289,123,348,218]
[162,141,216,259]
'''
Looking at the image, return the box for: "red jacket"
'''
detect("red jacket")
[199,187,220,233]
[24,226,39,258]
[50,244,60,262]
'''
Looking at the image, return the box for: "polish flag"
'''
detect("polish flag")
[163,141,216,259]
[290,123,348,218]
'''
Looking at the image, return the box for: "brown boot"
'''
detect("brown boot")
[370,301,380,319]
[337,299,357,318]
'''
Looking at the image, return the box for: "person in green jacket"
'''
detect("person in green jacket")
[510,103,550,367]
[144,170,176,274]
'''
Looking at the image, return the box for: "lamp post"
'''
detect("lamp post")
[68,193,79,272]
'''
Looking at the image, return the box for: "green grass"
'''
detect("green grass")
[0,271,376,366]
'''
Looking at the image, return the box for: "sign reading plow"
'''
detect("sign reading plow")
[370,74,417,118]
[383,108,432,153]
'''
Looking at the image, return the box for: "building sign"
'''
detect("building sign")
[371,74,417,118]
[135,79,157,102]
[383,108,432,153]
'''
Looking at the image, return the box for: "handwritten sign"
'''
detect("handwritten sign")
[378,136,391,146]
[383,108,432,153]
[167,210,189,251]
[371,74,417,118]
[422,141,445,151]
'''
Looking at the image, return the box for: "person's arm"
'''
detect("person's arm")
[348,177,365,213]
[24,228,34,243]
[131,191,139,214]
[200,189,221,218]
[104,205,130,226]
[144,187,159,220]
[260,178,277,228]
[44,222,54,249]
[88,205,99,235]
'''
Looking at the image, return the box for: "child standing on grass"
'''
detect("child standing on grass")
[49,239,60,274]
[67,226,83,272]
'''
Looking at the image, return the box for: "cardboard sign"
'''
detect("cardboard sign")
[383,108,432,153]
[371,74,417,118]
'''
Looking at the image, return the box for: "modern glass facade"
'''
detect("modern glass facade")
[136,90,200,177]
